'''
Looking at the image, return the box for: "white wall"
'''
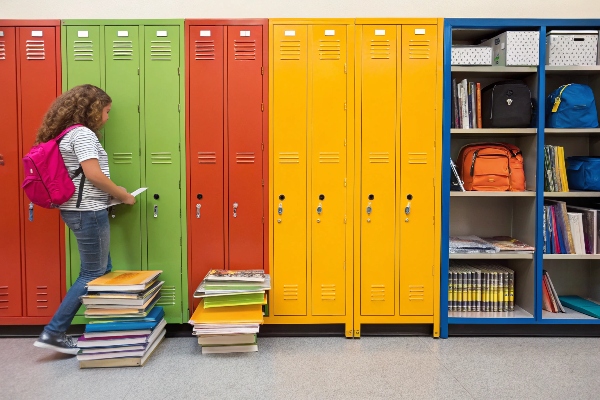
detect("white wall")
[1,0,600,19]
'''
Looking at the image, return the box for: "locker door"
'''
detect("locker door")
[18,27,61,317]
[360,26,397,316]
[189,25,225,305]
[65,26,101,89]
[0,27,23,316]
[103,26,142,275]
[227,25,264,270]
[272,25,308,316]
[399,25,436,316]
[311,25,347,316]
[144,25,182,322]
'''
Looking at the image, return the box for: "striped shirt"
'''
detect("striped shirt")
[58,126,110,211]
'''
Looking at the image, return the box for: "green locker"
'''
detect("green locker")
[62,20,187,324]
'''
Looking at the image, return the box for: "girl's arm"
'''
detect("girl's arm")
[80,159,136,205]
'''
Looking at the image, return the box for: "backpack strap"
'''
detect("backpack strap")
[54,124,84,144]
[70,166,86,209]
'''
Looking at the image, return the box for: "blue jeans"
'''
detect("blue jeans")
[45,209,112,334]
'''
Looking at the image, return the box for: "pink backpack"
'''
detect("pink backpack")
[22,124,84,209]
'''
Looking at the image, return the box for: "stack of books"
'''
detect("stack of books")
[449,235,534,254]
[451,78,482,129]
[542,270,565,314]
[189,269,270,354]
[544,145,569,192]
[76,270,167,368]
[544,200,599,254]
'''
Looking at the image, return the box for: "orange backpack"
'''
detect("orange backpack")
[457,142,525,191]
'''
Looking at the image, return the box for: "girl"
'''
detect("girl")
[34,84,135,354]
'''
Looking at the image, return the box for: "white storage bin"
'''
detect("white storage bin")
[546,30,599,66]
[451,46,493,66]
[481,31,540,66]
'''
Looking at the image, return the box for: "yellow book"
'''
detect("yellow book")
[189,301,263,325]
[558,146,569,192]
[87,270,163,291]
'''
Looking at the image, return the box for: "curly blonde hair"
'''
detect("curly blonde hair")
[35,84,112,144]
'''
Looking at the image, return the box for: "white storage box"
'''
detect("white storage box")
[481,31,540,66]
[546,30,599,66]
[451,46,493,65]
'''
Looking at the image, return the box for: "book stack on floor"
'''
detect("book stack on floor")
[449,261,515,312]
[189,270,270,354]
[77,270,167,368]
[544,200,599,254]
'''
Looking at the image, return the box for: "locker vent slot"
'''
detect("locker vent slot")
[319,152,340,163]
[36,285,48,309]
[236,152,255,164]
[0,41,5,60]
[198,151,217,164]
[408,285,425,301]
[113,40,133,60]
[151,152,172,164]
[278,40,300,61]
[370,40,390,59]
[278,152,299,164]
[158,286,176,306]
[195,40,215,60]
[408,152,428,164]
[151,40,171,61]
[319,40,341,60]
[408,40,431,59]
[283,284,298,301]
[26,40,45,60]
[370,285,386,301]
[113,152,133,164]
[73,40,94,61]
[234,39,256,60]
[0,285,8,309]
[369,152,390,163]
[320,284,336,301]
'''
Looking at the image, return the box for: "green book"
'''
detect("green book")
[203,293,265,308]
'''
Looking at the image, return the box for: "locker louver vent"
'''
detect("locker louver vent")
[158,286,176,306]
[319,152,340,163]
[278,40,300,61]
[369,152,390,163]
[198,151,216,164]
[321,284,336,301]
[408,285,425,301]
[0,41,5,60]
[234,39,256,60]
[236,152,255,164]
[151,152,172,164]
[113,40,133,60]
[370,40,390,59]
[151,40,171,61]
[319,40,341,60]
[26,40,45,60]
[113,152,133,164]
[278,152,299,164]
[36,285,48,309]
[370,285,386,302]
[408,40,431,59]
[408,152,428,164]
[0,286,9,310]
[73,41,94,61]
[283,284,298,301]
[195,40,215,60]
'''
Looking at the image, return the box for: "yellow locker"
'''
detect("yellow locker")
[399,25,437,316]
[359,25,397,316]
[310,25,348,316]
[273,25,308,316]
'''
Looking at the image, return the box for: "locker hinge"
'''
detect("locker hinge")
[179,143,181,152]
[262,179,264,186]
[138,105,140,113]
[261,103,264,112]
[179,180,181,189]
[344,261,346,270]
[261,143,264,151]
[344,178,347,187]
[178,67,180,76]
[344,102,347,110]
[180,237,182,247]
[344,216,347,224]
[139,149,141,156]
[344,139,346,146]
[344,63,347,74]
[262,216,265,224]
[137,67,140,75]
[261,66,264,75]
[178,104,181,112]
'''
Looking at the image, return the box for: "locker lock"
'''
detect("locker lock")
[279,194,285,201]
[197,194,203,200]
[319,194,325,200]
[368,194,374,200]
[154,194,160,200]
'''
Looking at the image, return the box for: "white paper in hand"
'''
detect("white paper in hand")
[108,188,148,206]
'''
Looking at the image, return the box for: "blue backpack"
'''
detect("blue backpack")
[546,84,599,128]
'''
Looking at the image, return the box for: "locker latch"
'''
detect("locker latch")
[233,202,238,218]
[28,202,34,222]
[278,203,283,215]
[405,194,413,215]
[196,204,201,219]
[0,154,4,166]
[316,203,323,215]
[366,202,372,215]
[154,205,158,218]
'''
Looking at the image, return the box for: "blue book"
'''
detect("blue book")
[559,296,600,319]
[84,307,165,332]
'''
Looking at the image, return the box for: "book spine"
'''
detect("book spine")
[476,82,482,129]
[448,270,453,311]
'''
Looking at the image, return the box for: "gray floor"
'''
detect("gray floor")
[1,335,599,399]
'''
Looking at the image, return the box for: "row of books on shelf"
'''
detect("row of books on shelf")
[449,262,515,312]
[544,145,569,192]
[543,200,600,254]
[449,235,534,254]
[451,78,482,129]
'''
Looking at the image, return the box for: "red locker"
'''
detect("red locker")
[0,27,23,317]
[186,20,268,309]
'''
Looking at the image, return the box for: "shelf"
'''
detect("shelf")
[450,253,534,260]
[451,191,536,197]
[542,308,600,321]
[545,65,600,75]
[543,254,600,260]
[451,66,538,78]
[545,128,600,135]
[544,191,600,198]
[451,128,537,136]
[448,305,533,322]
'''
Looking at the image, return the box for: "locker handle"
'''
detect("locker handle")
[316,203,323,215]
[29,202,34,222]
[366,202,372,215]
[233,202,238,218]
[196,204,201,219]
[154,205,158,218]
[405,201,411,215]
[278,203,283,215]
